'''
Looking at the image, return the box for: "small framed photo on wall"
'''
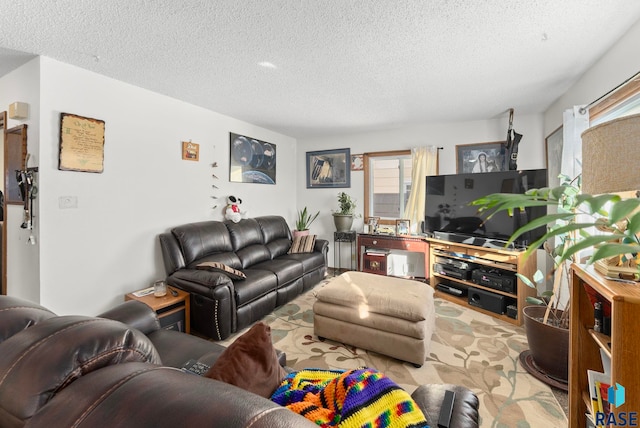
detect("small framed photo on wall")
[351,154,364,171]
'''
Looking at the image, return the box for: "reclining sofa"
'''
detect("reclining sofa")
[159,216,328,340]
[0,295,479,428]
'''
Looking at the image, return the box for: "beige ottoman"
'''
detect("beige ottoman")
[313,271,435,367]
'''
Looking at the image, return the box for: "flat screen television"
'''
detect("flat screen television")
[425,169,548,249]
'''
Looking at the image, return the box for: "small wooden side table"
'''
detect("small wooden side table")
[125,287,190,334]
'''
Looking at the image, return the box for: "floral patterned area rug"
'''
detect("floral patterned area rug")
[223,278,568,427]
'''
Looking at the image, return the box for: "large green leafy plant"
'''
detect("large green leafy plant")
[471,174,640,327]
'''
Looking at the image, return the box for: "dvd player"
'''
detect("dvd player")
[433,263,472,280]
[471,268,516,293]
[436,284,467,297]
[435,279,468,297]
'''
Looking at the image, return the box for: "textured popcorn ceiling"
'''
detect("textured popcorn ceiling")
[1,1,640,138]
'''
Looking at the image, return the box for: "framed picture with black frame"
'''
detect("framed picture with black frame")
[545,126,563,188]
[306,148,351,188]
[455,141,504,174]
[229,133,276,184]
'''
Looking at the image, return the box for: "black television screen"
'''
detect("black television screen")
[425,169,548,248]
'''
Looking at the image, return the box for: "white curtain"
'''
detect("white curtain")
[403,146,438,233]
[551,105,588,310]
[561,106,588,180]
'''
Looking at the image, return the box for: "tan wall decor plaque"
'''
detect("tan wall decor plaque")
[59,113,106,173]
[182,141,199,161]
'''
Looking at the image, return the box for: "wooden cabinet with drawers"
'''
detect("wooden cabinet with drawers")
[356,234,429,280]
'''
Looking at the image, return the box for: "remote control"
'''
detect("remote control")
[438,389,456,428]
[181,359,210,376]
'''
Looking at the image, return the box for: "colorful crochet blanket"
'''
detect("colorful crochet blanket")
[270,368,429,428]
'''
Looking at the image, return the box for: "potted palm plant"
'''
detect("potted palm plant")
[332,192,358,232]
[471,174,640,385]
[294,207,320,237]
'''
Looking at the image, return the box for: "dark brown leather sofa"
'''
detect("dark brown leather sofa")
[0,295,479,428]
[159,216,328,340]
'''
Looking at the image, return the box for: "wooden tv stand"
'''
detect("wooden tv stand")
[427,238,537,325]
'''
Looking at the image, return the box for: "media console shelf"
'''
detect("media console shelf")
[427,238,537,326]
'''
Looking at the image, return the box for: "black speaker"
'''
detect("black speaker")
[468,287,506,315]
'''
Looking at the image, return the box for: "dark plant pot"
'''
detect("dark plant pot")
[333,214,354,232]
[522,305,569,382]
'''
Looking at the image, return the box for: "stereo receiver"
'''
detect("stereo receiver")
[471,268,516,294]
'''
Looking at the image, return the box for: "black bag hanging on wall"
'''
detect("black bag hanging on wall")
[505,129,522,170]
[503,109,523,170]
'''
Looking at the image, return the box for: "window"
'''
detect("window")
[363,150,411,224]
[589,72,640,124]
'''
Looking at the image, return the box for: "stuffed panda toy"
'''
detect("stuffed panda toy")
[225,195,247,223]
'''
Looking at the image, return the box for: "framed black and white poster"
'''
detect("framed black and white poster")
[229,133,276,184]
[456,141,504,174]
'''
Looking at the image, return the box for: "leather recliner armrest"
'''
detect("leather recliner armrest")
[0,317,161,427]
[314,239,329,266]
[98,300,161,335]
[411,384,479,428]
[168,269,234,298]
[314,238,329,254]
[168,269,237,340]
[0,295,56,343]
[27,363,318,428]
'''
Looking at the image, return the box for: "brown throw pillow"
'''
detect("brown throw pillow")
[204,322,286,398]
[288,234,316,254]
[196,261,246,280]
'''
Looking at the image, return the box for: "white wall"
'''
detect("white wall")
[297,114,546,267]
[544,19,640,135]
[33,57,297,315]
[0,58,41,302]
